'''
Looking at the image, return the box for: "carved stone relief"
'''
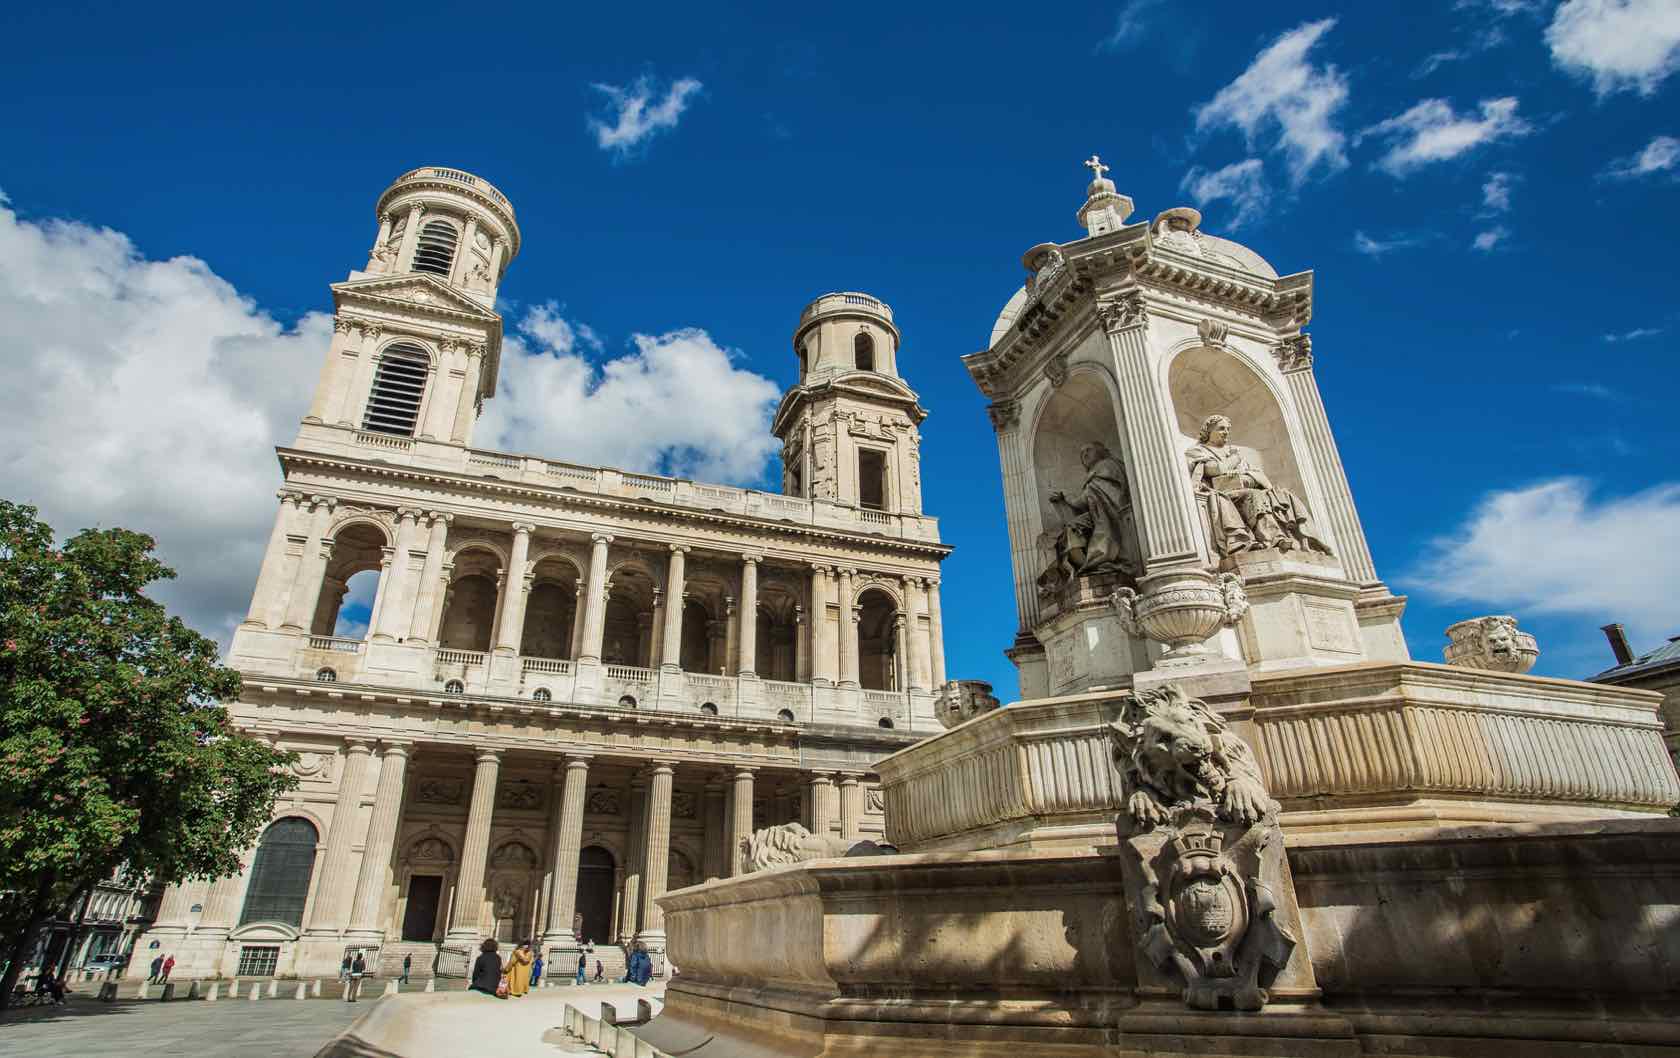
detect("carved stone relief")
[671,790,698,820]
[586,788,621,815]
[414,778,464,805]
[290,751,335,782]
[498,782,543,811]
[1187,415,1332,559]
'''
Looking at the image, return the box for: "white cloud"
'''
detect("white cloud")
[1414,49,1468,78]
[1604,134,1680,179]
[1456,0,1542,14]
[1546,0,1680,96]
[1602,326,1662,342]
[0,192,327,648]
[1179,158,1268,229]
[1406,479,1680,648]
[1098,0,1167,51]
[1472,225,1510,251]
[1353,229,1430,257]
[1194,19,1349,184]
[1552,382,1619,399]
[0,194,784,651]
[1358,97,1532,176]
[588,75,704,155]
[1482,170,1516,212]
[477,307,781,484]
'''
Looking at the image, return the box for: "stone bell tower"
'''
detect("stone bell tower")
[297,166,521,451]
[771,292,927,515]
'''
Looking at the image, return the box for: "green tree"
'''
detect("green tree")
[0,500,296,1005]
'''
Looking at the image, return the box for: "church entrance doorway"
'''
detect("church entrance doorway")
[574,846,615,946]
[401,875,443,942]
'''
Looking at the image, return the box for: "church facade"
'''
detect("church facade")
[130,167,951,981]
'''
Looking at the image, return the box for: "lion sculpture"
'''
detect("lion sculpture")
[1109,683,1276,830]
[739,823,892,873]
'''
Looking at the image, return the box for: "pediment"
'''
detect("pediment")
[332,273,499,323]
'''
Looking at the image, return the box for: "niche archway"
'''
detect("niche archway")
[856,588,898,691]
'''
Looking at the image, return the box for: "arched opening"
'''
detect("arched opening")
[602,566,654,667]
[618,694,637,709]
[488,841,538,943]
[856,589,898,691]
[879,717,895,729]
[312,524,387,637]
[315,667,336,682]
[362,342,431,437]
[755,592,799,681]
[1031,368,1143,599]
[444,679,465,694]
[680,598,712,672]
[412,219,459,277]
[699,702,718,716]
[521,558,578,659]
[777,708,796,723]
[857,449,888,511]
[532,687,552,702]
[574,846,616,945]
[238,817,319,928]
[854,331,875,371]
[400,836,453,942]
[439,548,501,653]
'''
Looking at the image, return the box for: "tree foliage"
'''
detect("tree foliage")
[0,499,295,1000]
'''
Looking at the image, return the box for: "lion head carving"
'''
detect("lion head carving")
[1109,684,1276,830]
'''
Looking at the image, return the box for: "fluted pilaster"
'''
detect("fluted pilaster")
[807,773,836,837]
[838,775,863,842]
[1279,356,1379,585]
[542,755,591,948]
[305,739,373,934]
[346,742,411,937]
[447,749,501,939]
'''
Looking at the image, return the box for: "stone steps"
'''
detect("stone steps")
[376,941,440,979]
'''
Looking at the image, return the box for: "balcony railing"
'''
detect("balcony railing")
[436,648,487,667]
[605,664,655,683]
[521,656,573,675]
[308,636,364,654]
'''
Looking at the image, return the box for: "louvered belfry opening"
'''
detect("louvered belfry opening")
[362,343,430,436]
[412,219,459,276]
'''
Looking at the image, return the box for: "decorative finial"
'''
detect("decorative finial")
[1084,154,1110,182]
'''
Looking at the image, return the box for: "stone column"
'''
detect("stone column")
[660,546,689,669]
[701,780,726,880]
[1277,343,1380,585]
[406,513,452,643]
[809,565,833,684]
[1098,295,1206,568]
[488,237,506,287]
[493,523,535,655]
[304,739,373,934]
[927,578,947,686]
[637,762,675,945]
[542,755,591,949]
[280,497,337,632]
[838,775,863,842]
[244,490,304,628]
[904,578,929,692]
[893,613,909,692]
[806,773,836,838]
[447,749,501,940]
[837,568,859,687]
[371,509,422,642]
[450,216,480,287]
[343,322,384,428]
[728,769,755,877]
[792,605,809,683]
[568,584,587,660]
[637,610,657,668]
[737,555,760,677]
[579,534,613,663]
[395,202,425,271]
[364,548,394,645]
[450,344,484,444]
[346,742,412,939]
[621,777,648,940]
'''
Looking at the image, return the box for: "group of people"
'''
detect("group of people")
[147,954,175,983]
[337,951,369,1001]
[468,938,650,999]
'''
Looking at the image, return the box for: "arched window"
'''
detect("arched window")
[412,220,460,277]
[532,687,552,702]
[444,679,465,694]
[362,343,430,437]
[854,332,875,371]
[618,694,638,709]
[777,708,796,723]
[878,717,895,729]
[699,702,718,716]
[315,667,337,683]
[238,817,319,927]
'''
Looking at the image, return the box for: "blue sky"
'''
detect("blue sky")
[1,0,1677,695]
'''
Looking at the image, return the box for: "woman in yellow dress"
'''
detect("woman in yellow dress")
[504,941,535,997]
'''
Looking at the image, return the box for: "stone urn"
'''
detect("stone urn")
[935,680,1001,730]
[1443,615,1539,674]
[1112,568,1249,661]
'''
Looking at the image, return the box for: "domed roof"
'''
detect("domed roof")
[1150,207,1278,278]
[990,285,1028,347]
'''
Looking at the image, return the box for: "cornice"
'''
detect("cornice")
[275,447,954,561]
[771,374,927,435]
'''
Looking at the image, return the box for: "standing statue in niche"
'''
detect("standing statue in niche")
[1186,415,1332,558]
[1038,441,1140,597]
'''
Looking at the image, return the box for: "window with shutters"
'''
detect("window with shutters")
[238,818,319,928]
[412,219,460,276]
[361,343,430,436]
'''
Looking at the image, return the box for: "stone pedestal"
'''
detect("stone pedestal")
[1228,550,1364,671]
[1036,574,1150,695]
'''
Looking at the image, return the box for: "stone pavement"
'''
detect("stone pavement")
[0,991,365,1058]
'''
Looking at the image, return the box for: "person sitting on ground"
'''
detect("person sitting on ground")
[468,938,504,998]
[34,970,66,1005]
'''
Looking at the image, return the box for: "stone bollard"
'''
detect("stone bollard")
[423,978,435,993]
[638,998,653,1023]
[136,981,150,1000]
[601,1001,618,1025]
[312,979,322,997]
[186,981,200,1000]
[267,979,279,998]
[295,982,307,1001]
[636,1038,657,1058]
[382,980,398,997]
[249,984,261,1001]
[206,982,219,1002]
[99,981,119,1002]
[160,982,177,1002]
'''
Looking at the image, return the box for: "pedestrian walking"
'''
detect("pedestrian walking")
[148,954,163,982]
[531,952,543,989]
[160,955,174,982]
[344,951,366,1002]
[593,960,603,983]
[504,941,533,998]
[339,954,352,982]
[576,951,586,986]
[400,953,412,984]
[467,938,504,998]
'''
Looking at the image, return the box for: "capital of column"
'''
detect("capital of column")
[277,488,306,506]
[647,760,677,777]
[563,754,592,771]
[837,774,862,787]
[359,321,384,341]
[378,739,414,757]
[308,495,339,513]
[343,738,374,756]
[669,544,691,555]
[425,510,455,526]
[1096,291,1148,332]
[731,767,756,780]
[511,522,536,536]
[987,399,1021,433]
[474,748,502,766]
[591,533,615,546]
[794,604,807,625]
[892,612,907,629]
[741,553,762,566]
[810,562,832,575]
[1272,333,1313,373]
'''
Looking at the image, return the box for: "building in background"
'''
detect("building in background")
[129,167,951,981]
[1591,623,1680,775]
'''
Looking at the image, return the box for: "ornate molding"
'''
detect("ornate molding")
[986,400,1020,432]
[1097,292,1148,333]
[1272,334,1312,373]
[1044,350,1070,388]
